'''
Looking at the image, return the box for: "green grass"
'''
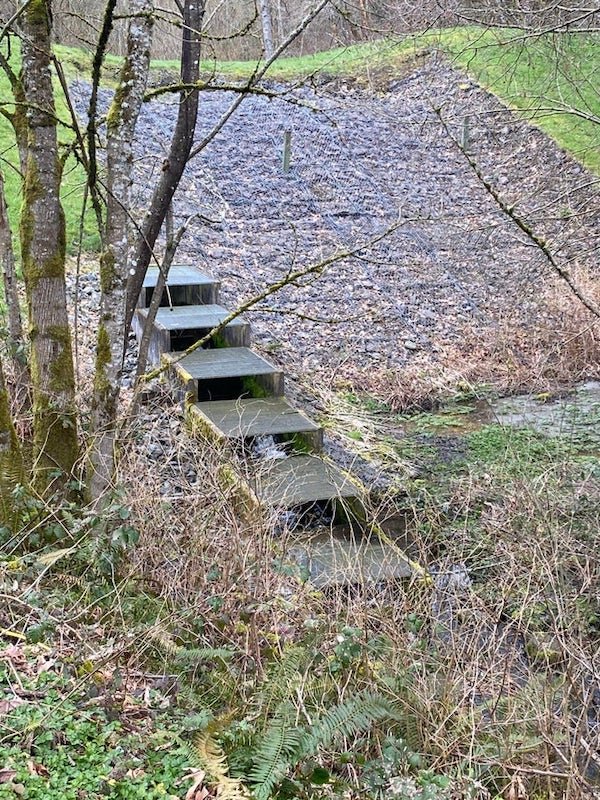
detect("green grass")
[151,37,417,82]
[432,26,600,172]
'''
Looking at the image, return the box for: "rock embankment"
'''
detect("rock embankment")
[70,53,599,400]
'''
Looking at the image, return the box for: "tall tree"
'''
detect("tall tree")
[19,0,78,494]
[125,0,204,336]
[89,0,154,499]
[259,0,275,57]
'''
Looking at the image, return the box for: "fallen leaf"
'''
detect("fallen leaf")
[125,768,146,779]
[185,768,212,800]
[0,770,17,784]
[27,761,50,778]
[0,697,26,715]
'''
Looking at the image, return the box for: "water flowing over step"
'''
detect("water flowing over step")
[134,263,417,586]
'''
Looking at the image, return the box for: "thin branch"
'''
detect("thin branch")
[0,0,36,45]
[188,0,331,160]
[87,0,119,201]
[133,208,196,388]
[144,80,321,112]
[434,106,600,321]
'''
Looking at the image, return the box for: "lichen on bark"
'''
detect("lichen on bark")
[89,0,154,501]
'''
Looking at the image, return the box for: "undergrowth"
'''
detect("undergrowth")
[1,386,599,799]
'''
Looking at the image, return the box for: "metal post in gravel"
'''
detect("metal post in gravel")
[282,128,292,173]
[462,115,471,155]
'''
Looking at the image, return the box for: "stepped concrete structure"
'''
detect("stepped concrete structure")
[135,265,415,585]
[138,265,220,308]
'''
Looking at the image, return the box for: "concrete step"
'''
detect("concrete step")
[287,526,412,587]
[251,454,359,509]
[168,347,284,402]
[135,305,250,365]
[138,265,219,308]
[190,397,323,451]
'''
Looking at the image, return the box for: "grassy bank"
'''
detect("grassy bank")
[0,44,99,255]
[435,27,600,172]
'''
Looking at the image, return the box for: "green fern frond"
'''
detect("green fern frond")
[302,692,400,758]
[256,646,308,719]
[192,731,250,800]
[147,627,236,665]
[400,711,421,752]
[176,646,236,664]
[245,693,397,798]
[246,716,306,800]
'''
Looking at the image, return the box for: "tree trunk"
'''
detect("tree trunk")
[19,0,79,494]
[259,0,275,58]
[0,352,24,526]
[89,0,153,500]
[125,0,204,335]
[0,167,30,413]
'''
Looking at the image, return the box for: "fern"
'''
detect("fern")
[147,627,236,665]
[254,646,308,721]
[176,646,235,665]
[191,730,250,800]
[301,692,400,759]
[246,714,307,800]
[244,692,398,799]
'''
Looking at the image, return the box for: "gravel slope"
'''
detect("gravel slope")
[71,54,600,398]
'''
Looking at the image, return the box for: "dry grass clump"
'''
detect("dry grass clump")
[343,278,600,412]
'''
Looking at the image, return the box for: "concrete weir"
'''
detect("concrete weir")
[135,265,414,586]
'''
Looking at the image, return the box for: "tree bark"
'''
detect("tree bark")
[19,0,79,494]
[0,167,30,413]
[89,0,153,500]
[125,0,204,336]
[259,0,275,58]
[0,351,24,525]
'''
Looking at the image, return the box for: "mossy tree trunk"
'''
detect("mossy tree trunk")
[0,352,24,525]
[19,0,79,494]
[0,167,31,417]
[88,0,153,500]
